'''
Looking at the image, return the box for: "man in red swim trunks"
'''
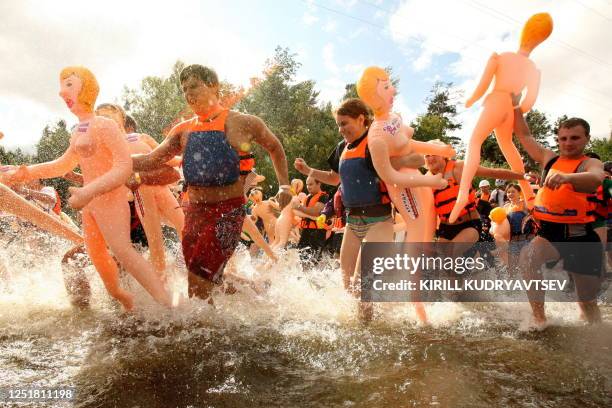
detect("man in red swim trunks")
[133,64,291,299]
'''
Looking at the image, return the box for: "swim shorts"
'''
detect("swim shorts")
[182,197,246,283]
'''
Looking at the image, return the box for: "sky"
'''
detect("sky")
[1,0,611,154]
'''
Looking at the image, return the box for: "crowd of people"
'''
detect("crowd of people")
[0,62,609,329]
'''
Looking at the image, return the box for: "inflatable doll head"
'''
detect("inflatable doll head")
[489,207,507,224]
[291,178,304,195]
[520,13,553,54]
[356,66,393,116]
[59,66,99,114]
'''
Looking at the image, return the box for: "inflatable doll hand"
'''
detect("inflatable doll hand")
[4,165,30,184]
[68,187,92,210]
[465,97,477,108]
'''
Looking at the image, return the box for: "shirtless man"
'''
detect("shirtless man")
[132,64,291,299]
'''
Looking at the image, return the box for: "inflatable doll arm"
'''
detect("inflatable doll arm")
[475,165,524,180]
[466,53,498,108]
[520,69,540,113]
[133,131,182,172]
[8,147,79,183]
[410,140,455,158]
[369,137,447,189]
[80,119,132,198]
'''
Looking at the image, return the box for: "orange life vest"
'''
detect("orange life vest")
[52,190,62,215]
[300,191,327,229]
[533,155,596,224]
[433,160,476,222]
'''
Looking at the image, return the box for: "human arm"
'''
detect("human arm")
[294,158,340,186]
[141,133,182,167]
[512,101,555,167]
[132,130,183,172]
[13,185,56,207]
[293,201,325,219]
[125,165,181,191]
[543,158,604,193]
[248,115,291,207]
[466,53,498,107]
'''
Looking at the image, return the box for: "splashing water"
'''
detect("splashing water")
[0,230,610,407]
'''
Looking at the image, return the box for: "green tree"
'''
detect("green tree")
[480,109,553,171]
[411,82,463,148]
[122,61,190,142]
[236,47,339,195]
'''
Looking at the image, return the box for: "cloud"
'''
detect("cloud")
[387,0,612,140]
[323,43,339,74]
[0,0,269,149]
[303,12,319,25]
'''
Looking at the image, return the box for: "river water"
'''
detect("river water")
[0,232,610,408]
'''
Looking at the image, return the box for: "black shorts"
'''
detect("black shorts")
[538,221,602,276]
[436,219,482,241]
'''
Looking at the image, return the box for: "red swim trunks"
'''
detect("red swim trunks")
[182,197,246,283]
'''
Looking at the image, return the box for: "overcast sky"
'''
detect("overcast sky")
[1,0,610,153]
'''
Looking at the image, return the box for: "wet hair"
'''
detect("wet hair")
[179,64,219,87]
[505,183,521,193]
[60,66,99,113]
[124,114,138,132]
[335,98,372,127]
[558,117,590,136]
[95,103,126,129]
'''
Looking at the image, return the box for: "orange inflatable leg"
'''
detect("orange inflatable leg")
[82,209,134,311]
[496,120,535,207]
[89,198,172,307]
[449,98,508,223]
[134,187,166,278]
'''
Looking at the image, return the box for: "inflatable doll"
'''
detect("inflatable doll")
[6,66,171,310]
[448,13,553,223]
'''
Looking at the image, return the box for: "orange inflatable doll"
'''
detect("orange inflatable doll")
[1,133,83,244]
[95,103,185,281]
[272,178,304,249]
[6,67,171,310]
[448,13,553,223]
[357,67,454,243]
[357,67,457,323]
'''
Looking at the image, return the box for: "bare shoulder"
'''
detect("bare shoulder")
[227,111,263,130]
